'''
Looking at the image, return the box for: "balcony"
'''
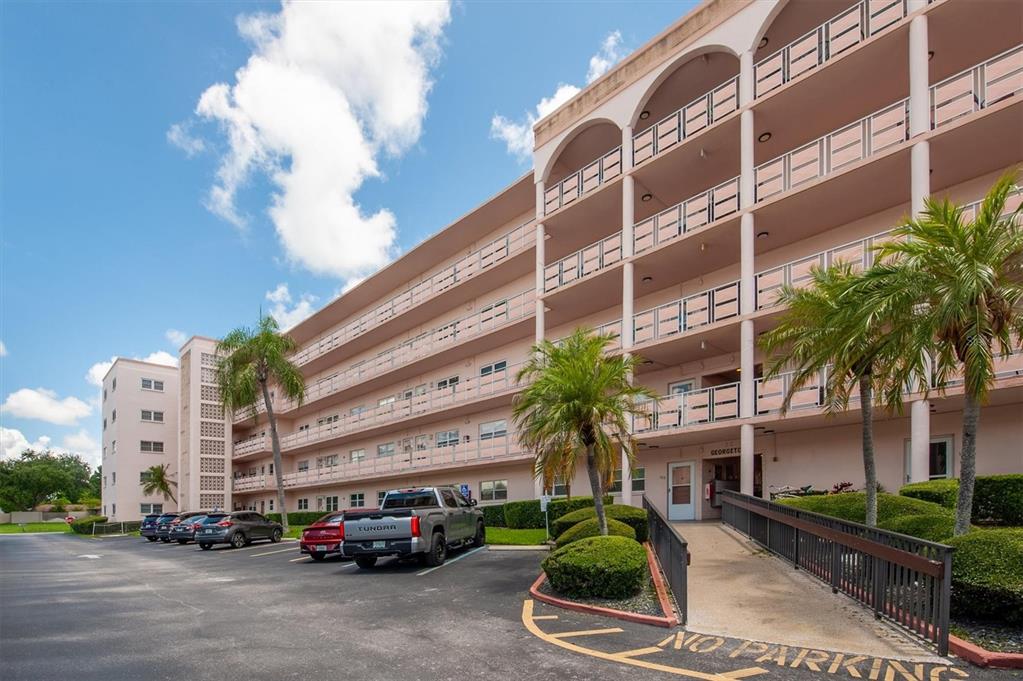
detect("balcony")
[235,289,536,423]
[632,76,739,167]
[232,436,529,493]
[754,0,909,99]
[633,281,741,347]
[292,220,535,368]
[634,176,741,256]
[633,382,741,435]
[543,146,622,216]
[544,231,623,294]
[232,362,524,458]
[930,45,1022,130]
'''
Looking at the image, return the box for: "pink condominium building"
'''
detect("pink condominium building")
[121,0,1023,522]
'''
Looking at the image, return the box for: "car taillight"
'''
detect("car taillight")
[191,523,201,530]
[337,523,345,540]
[170,518,181,525]
[217,519,233,527]
[410,516,420,538]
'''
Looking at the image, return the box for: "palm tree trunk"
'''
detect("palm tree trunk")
[954,392,981,536]
[585,444,608,536]
[859,374,877,527]
[261,381,289,534]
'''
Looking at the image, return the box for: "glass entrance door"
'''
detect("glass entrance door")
[668,462,696,521]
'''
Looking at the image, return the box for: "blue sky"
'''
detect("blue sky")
[0,0,696,465]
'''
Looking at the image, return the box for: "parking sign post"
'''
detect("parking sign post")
[539,494,551,542]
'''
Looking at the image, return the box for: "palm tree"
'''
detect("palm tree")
[858,170,1023,535]
[759,263,890,526]
[513,328,654,536]
[141,464,177,505]
[216,315,306,534]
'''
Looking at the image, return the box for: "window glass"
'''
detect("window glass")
[382,491,437,509]
[436,430,459,448]
[440,489,458,508]
[436,375,459,391]
[480,360,508,377]
[349,493,365,508]
[297,498,309,510]
[479,420,507,441]
[376,443,395,457]
[377,491,387,506]
[609,468,646,493]
[480,479,508,501]
[350,449,366,462]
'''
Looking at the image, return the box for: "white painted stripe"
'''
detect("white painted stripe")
[416,546,486,576]
[250,547,300,557]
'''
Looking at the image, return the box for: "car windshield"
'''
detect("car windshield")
[382,491,437,509]
[315,513,344,524]
[201,515,227,525]
[186,515,208,525]
[157,515,177,522]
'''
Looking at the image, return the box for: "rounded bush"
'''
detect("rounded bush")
[555,517,635,548]
[480,504,506,528]
[69,515,107,534]
[877,513,958,543]
[551,505,649,541]
[899,475,1023,526]
[778,492,948,525]
[265,511,330,526]
[948,528,1023,624]
[503,496,612,529]
[542,535,647,599]
[898,479,959,509]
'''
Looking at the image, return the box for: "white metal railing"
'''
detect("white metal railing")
[544,146,623,215]
[292,221,535,367]
[232,436,527,493]
[633,176,741,255]
[232,362,524,458]
[754,0,908,98]
[755,97,909,203]
[236,289,535,422]
[632,281,741,347]
[544,231,623,293]
[930,45,1023,130]
[634,382,741,434]
[632,76,740,166]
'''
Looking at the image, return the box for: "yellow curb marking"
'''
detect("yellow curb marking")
[614,646,664,659]
[720,669,772,680]
[550,628,623,639]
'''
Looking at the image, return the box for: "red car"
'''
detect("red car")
[299,512,346,561]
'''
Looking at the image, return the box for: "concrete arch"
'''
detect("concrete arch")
[750,0,794,55]
[629,44,741,129]
[540,117,622,185]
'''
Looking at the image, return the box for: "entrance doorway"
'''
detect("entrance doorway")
[668,462,696,521]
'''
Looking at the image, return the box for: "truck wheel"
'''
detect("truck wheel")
[199,543,212,551]
[424,532,447,567]
[355,555,377,569]
[231,532,247,549]
[472,521,485,548]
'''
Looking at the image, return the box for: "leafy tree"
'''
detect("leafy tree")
[759,263,890,526]
[513,328,653,536]
[51,453,91,503]
[0,450,75,511]
[140,464,177,504]
[217,315,305,533]
[858,170,1023,535]
[88,465,102,499]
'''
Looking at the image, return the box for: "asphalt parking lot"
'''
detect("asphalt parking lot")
[1,534,1018,681]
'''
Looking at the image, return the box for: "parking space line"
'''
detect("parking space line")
[290,556,311,563]
[550,628,624,639]
[415,546,485,576]
[250,547,299,557]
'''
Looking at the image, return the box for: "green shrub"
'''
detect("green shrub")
[481,504,506,528]
[265,512,330,526]
[948,528,1023,624]
[778,492,948,525]
[899,479,959,508]
[899,475,1023,526]
[542,535,647,599]
[551,504,649,541]
[555,517,635,548]
[877,514,958,543]
[504,496,612,529]
[70,515,107,534]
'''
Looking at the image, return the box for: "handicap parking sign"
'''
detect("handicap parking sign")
[459,483,471,500]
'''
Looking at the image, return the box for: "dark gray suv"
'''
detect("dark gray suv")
[196,511,283,550]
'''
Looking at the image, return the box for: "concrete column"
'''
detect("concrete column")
[908,139,931,481]
[908,13,930,138]
[739,50,754,107]
[738,84,757,495]
[620,125,636,505]
[534,222,545,344]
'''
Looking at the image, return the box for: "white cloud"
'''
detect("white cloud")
[0,427,101,466]
[180,2,451,281]
[1,388,93,426]
[0,341,7,357]
[491,31,629,161]
[1,428,51,460]
[167,121,206,157]
[266,283,318,330]
[165,329,189,348]
[85,351,179,389]
[63,429,101,467]
[140,351,179,367]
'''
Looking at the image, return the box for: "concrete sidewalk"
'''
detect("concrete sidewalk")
[676,521,941,662]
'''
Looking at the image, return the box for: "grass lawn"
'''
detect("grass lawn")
[487,527,549,545]
[284,525,308,540]
[0,523,71,534]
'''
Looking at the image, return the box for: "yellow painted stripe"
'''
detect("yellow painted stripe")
[657,634,677,648]
[719,669,769,680]
[549,628,623,639]
[613,647,663,659]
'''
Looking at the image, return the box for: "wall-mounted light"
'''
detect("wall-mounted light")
[928,50,935,61]
[757,231,770,239]
[758,132,772,143]
[639,110,651,120]
[642,276,653,283]
[641,193,652,202]
[758,37,769,49]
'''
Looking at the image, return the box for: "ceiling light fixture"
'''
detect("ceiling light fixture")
[642,276,653,283]
[757,231,770,239]
[641,193,652,202]
[928,50,935,61]
[759,37,769,49]
[639,110,651,120]
[758,132,772,143]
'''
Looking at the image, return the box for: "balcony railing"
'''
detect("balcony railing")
[754,0,908,98]
[236,289,535,422]
[232,436,527,493]
[931,45,1023,130]
[292,221,536,367]
[755,98,909,203]
[232,362,523,458]
[544,231,623,293]
[544,147,623,215]
[633,281,741,347]
[632,76,739,166]
[633,177,741,256]
[634,382,741,434]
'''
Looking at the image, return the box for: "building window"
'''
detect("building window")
[903,436,955,483]
[377,396,396,408]
[111,472,116,485]
[552,476,569,497]
[112,440,116,454]
[111,409,117,423]
[350,449,366,463]
[436,430,459,448]
[103,389,107,402]
[324,496,339,512]
[103,418,106,431]
[298,424,310,432]
[316,455,338,468]
[297,460,309,472]
[668,380,695,395]
[376,442,395,457]
[297,498,308,510]
[141,378,164,392]
[140,471,152,484]
[268,498,274,511]
[436,375,459,391]
[377,491,387,506]
[140,503,163,515]
[112,503,116,515]
[479,419,507,441]
[609,468,646,493]
[349,493,365,508]
[112,378,116,391]
[479,360,507,377]
[141,410,164,423]
[140,440,164,453]
[350,405,366,417]
[317,414,340,426]
[480,479,508,502]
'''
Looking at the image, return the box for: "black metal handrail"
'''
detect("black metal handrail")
[642,495,688,624]
[720,490,953,655]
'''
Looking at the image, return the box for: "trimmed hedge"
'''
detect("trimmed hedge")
[481,504,507,528]
[542,535,647,599]
[777,492,950,525]
[504,496,612,529]
[70,515,107,534]
[948,528,1023,624]
[551,504,649,542]
[877,514,958,543]
[555,517,635,548]
[899,475,1023,526]
[265,512,332,526]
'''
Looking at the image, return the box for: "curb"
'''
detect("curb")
[527,542,679,628]
[488,544,550,551]
[949,635,1023,669]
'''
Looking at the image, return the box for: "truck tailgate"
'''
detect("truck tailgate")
[343,510,415,541]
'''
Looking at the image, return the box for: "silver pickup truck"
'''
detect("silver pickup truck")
[341,487,485,569]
